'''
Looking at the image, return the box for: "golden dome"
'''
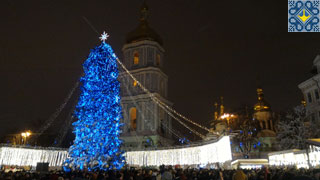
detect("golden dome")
[254,88,271,111]
[126,1,163,46]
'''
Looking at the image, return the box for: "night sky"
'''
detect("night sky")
[0,0,319,137]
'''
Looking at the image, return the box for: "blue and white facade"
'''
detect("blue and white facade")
[298,55,320,121]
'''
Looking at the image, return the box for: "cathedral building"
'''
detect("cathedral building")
[298,55,320,122]
[208,97,237,137]
[253,87,277,152]
[212,88,278,159]
[253,87,276,136]
[119,2,173,150]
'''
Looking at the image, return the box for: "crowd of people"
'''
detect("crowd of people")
[0,166,320,180]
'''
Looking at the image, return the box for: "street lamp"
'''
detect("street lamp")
[21,131,31,145]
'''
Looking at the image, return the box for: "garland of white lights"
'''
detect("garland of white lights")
[160,119,186,140]
[36,81,79,137]
[166,110,206,139]
[117,58,211,133]
[126,89,205,139]
[117,58,207,139]
[160,118,186,141]
[0,136,233,168]
[158,99,212,132]
[79,18,210,139]
[34,52,209,141]
[118,59,205,139]
[53,76,85,146]
[54,106,75,146]
[123,82,155,147]
[123,82,191,145]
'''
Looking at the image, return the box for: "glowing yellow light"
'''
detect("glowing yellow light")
[21,133,26,137]
[133,80,137,87]
[220,113,235,120]
[21,131,32,145]
[134,52,139,65]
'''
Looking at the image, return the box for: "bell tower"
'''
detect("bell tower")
[119,2,173,149]
[253,87,274,131]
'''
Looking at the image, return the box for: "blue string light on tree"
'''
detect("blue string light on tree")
[64,31,125,171]
[179,137,190,144]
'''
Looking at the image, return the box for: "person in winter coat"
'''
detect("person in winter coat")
[232,170,248,180]
[162,168,173,180]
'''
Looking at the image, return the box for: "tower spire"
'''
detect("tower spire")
[140,0,149,22]
[125,0,163,45]
[254,85,271,111]
[257,87,264,101]
[220,97,224,116]
[256,76,264,101]
[214,102,219,121]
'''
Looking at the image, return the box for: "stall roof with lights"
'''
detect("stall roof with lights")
[307,139,320,147]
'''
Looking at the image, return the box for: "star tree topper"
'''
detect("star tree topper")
[99,31,109,43]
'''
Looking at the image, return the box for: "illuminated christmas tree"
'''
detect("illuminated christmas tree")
[64,32,124,170]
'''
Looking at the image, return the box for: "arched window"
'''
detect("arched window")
[130,108,137,131]
[156,54,161,66]
[133,52,139,65]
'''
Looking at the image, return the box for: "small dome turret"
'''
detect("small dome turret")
[254,87,271,111]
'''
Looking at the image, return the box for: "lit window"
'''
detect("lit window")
[134,52,139,65]
[133,80,137,87]
[156,54,160,66]
[130,108,137,131]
